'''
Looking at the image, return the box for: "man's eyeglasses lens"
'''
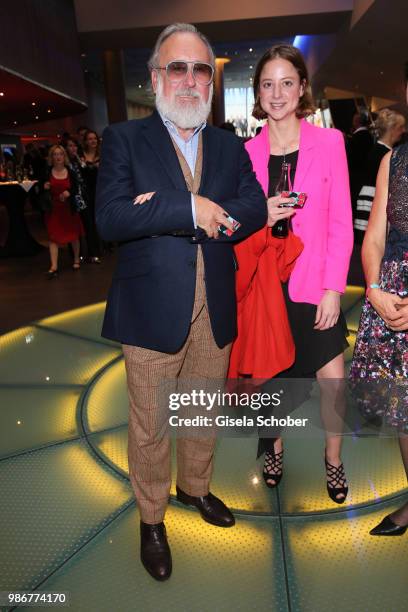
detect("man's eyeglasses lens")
[166,61,214,85]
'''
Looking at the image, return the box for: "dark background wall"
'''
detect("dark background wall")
[0,0,86,104]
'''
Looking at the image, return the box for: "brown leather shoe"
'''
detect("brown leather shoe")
[176,486,235,527]
[140,521,172,581]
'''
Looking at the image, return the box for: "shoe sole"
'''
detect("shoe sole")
[370,530,407,536]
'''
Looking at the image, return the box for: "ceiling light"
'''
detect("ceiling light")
[0,92,4,96]
[249,65,253,69]
[249,48,253,52]
[47,109,52,113]
[138,84,142,88]
[13,121,17,125]
[35,116,39,120]
[32,102,36,106]
[81,53,86,58]
[34,134,37,138]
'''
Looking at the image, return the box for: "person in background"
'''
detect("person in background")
[347,109,374,220]
[219,121,236,134]
[81,130,102,262]
[232,44,353,503]
[76,125,89,156]
[23,143,46,181]
[350,64,408,537]
[43,145,84,278]
[354,108,406,244]
[23,143,47,211]
[64,137,102,262]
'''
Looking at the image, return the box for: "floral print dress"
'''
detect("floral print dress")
[350,143,408,430]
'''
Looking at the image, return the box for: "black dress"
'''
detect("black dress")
[81,158,102,258]
[259,152,349,455]
[268,152,349,376]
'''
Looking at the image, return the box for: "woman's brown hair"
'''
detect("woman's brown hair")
[252,44,315,120]
[83,130,100,157]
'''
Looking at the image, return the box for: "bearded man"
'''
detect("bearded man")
[96,23,266,581]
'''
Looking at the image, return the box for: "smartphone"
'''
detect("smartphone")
[279,191,307,209]
[218,214,241,237]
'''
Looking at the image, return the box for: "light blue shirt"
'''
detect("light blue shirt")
[159,113,206,228]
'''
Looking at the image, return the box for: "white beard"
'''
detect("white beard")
[155,75,213,129]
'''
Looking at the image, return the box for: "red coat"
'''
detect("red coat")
[228,225,303,379]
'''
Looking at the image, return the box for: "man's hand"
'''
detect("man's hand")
[133,192,155,205]
[44,181,50,190]
[367,288,406,329]
[194,195,234,239]
[314,290,341,330]
[59,190,70,202]
[267,195,296,227]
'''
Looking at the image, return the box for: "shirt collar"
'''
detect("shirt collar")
[158,111,206,141]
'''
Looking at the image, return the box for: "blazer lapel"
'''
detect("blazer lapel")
[199,126,221,195]
[141,111,187,190]
[252,125,270,195]
[293,119,316,191]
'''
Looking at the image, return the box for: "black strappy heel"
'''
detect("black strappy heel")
[325,456,348,504]
[263,449,284,488]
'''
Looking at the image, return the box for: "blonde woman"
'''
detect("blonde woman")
[43,145,83,278]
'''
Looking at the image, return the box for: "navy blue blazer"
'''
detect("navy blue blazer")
[96,111,266,352]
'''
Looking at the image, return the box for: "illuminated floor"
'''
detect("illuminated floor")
[0,289,407,612]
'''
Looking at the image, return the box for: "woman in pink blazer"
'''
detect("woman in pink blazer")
[245,44,353,502]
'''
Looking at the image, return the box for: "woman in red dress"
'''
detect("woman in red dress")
[43,145,84,278]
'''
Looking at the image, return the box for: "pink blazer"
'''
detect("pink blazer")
[245,119,353,305]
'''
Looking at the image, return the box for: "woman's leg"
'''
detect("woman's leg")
[72,240,80,266]
[317,353,347,500]
[263,437,284,486]
[389,433,408,526]
[49,242,58,272]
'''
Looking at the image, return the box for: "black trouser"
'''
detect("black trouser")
[80,205,101,258]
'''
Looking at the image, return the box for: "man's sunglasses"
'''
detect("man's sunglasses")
[155,60,214,85]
